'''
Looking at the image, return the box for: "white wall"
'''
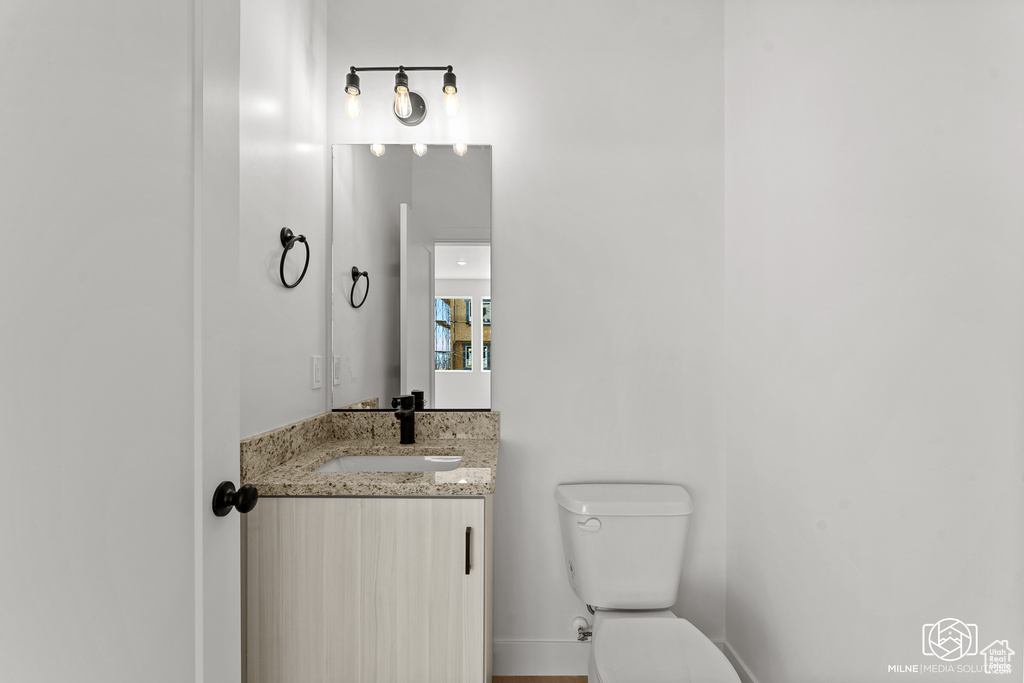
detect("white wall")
[434,280,491,409]
[328,0,726,673]
[724,1,1024,681]
[240,0,329,438]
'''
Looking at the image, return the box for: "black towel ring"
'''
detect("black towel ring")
[350,266,369,308]
[279,228,309,289]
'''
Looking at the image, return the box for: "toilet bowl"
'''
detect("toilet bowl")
[555,483,740,683]
[592,617,739,683]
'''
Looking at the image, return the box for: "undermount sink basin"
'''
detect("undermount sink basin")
[314,451,464,473]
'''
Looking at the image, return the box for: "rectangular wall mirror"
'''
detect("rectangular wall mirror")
[331,144,492,410]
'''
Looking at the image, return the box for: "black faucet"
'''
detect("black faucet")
[411,389,425,411]
[392,394,416,444]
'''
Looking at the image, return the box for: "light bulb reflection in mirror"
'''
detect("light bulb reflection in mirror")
[453,143,468,156]
[370,143,386,157]
[413,143,428,157]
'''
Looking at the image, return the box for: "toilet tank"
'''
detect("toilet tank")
[555,483,693,610]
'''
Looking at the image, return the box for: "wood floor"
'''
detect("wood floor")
[493,678,587,682]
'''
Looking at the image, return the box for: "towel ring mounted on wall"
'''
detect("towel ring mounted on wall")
[350,266,369,308]
[279,228,310,289]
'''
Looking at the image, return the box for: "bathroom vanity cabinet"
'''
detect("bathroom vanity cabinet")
[244,495,493,683]
[239,409,498,683]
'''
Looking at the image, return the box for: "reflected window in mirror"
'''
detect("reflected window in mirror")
[436,297,473,371]
[434,298,452,370]
[482,298,491,371]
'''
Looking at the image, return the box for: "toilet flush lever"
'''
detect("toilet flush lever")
[577,517,601,532]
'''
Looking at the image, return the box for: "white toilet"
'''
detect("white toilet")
[555,483,740,683]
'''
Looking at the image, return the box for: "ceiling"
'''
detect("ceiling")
[434,244,490,280]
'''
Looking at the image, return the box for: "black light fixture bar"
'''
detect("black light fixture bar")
[350,65,453,73]
[346,65,458,126]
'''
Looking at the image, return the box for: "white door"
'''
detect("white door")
[0,2,241,682]
[400,204,435,404]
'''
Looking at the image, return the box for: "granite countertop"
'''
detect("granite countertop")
[241,411,498,497]
[252,438,496,496]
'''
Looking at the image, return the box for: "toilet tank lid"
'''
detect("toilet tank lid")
[555,484,693,516]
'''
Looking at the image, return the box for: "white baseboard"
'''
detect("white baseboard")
[723,641,761,683]
[492,639,590,676]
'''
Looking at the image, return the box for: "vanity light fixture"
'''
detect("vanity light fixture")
[345,71,361,119]
[453,143,468,156]
[345,65,459,126]
[443,69,459,116]
[393,69,413,119]
[370,143,386,157]
[412,143,428,157]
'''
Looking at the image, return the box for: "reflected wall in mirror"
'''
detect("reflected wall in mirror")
[332,144,492,410]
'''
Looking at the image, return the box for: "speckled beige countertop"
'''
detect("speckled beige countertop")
[240,411,498,497]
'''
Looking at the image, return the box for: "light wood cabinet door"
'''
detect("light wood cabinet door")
[245,498,362,683]
[245,497,489,683]
[360,498,485,683]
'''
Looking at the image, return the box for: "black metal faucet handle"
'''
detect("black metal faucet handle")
[212,481,259,517]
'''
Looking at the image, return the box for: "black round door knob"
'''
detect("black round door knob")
[212,481,259,517]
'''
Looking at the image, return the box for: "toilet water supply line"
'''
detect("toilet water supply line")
[573,616,592,642]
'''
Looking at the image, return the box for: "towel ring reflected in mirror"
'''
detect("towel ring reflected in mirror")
[350,266,369,308]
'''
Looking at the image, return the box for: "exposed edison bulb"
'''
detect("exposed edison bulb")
[444,85,460,117]
[453,143,468,157]
[394,86,412,119]
[345,87,360,119]
[370,143,386,157]
[412,143,428,157]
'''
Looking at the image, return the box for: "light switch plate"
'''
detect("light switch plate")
[332,355,341,386]
[311,356,323,389]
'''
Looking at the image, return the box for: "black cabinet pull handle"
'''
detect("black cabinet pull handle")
[212,481,259,517]
[465,526,472,575]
